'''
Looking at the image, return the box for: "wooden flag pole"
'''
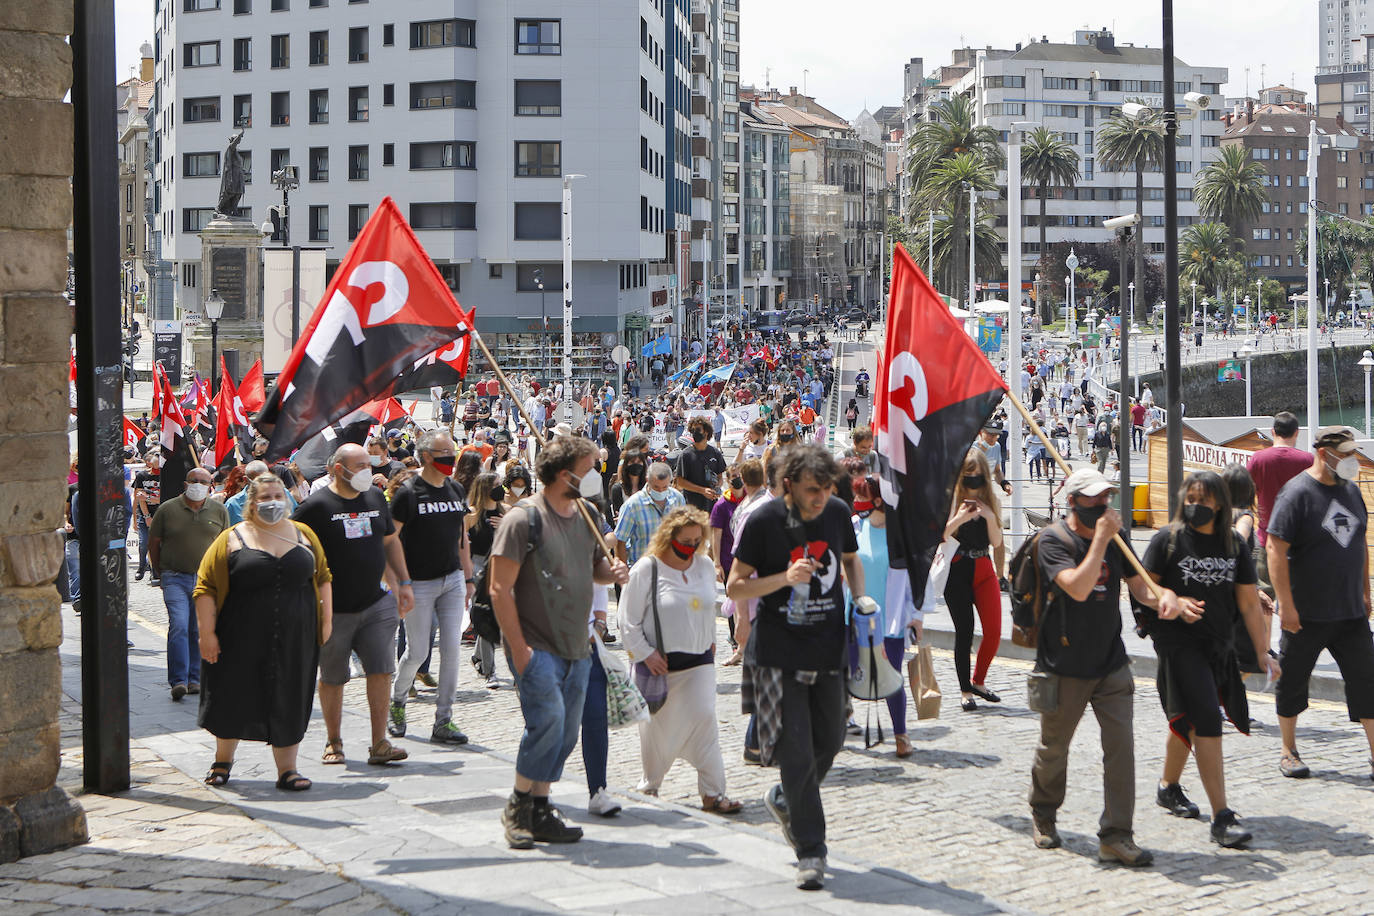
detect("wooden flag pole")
[466,327,612,557]
[1003,388,1162,598]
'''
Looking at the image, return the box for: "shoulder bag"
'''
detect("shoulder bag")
[631,560,669,714]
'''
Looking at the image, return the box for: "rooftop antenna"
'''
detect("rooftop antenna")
[803,69,808,96]
[765,66,771,90]
[1260,64,1266,90]
[1245,66,1250,97]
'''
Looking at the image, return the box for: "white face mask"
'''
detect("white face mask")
[348,467,375,492]
[256,500,287,524]
[571,468,602,499]
[648,486,669,502]
[183,483,210,502]
[1331,453,1360,481]
[369,454,385,467]
[509,484,527,496]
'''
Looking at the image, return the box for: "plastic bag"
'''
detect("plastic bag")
[596,636,649,729]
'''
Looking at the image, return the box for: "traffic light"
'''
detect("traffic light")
[812,293,819,307]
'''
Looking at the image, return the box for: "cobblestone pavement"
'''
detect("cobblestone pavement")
[98,565,1374,916]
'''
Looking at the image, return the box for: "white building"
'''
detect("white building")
[1321,0,1370,69]
[152,0,688,381]
[966,29,1227,268]
[738,99,790,310]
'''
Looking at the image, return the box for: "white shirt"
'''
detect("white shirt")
[619,554,718,661]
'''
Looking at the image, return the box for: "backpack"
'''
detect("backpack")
[1009,521,1073,649]
[467,504,544,645]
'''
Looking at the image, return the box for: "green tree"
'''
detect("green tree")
[1194,144,1269,248]
[1179,222,1234,298]
[910,204,1003,297]
[1097,108,1166,323]
[915,151,997,304]
[1020,128,1080,321]
[906,95,1005,197]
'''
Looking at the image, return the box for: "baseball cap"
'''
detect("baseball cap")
[1314,425,1359,453]
[551,422,573,438]
[1062,467,1116,497]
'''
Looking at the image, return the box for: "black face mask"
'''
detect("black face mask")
[1073,502,1107,528]
[779,432,795,443]
[693,431,708,443]
[625,463,645,477]
[961,475,986,490]
[1182,503,1215,528]
[730,477,744,491]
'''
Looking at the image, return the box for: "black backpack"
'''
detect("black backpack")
[467,505,543,645]
[1009,521,1073,649]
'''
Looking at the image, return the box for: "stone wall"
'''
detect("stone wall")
[0,1,88,861]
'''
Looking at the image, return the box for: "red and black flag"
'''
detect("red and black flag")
[153,362,197,502]
[256,196,467,460]
[874,243,1008,602]
[214,355,256,469]
[238,358,265,414]
[390,305,475,394]
[122,416,144,451]
[290,395,404,482]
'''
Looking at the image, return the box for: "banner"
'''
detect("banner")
[1216,359,1243,382]
[263,248,329,374]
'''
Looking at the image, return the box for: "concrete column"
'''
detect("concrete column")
[0,0,89,862]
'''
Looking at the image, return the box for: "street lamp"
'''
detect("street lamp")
[205,287,225,396]
[1360,349,1374,438]
[534,267,547,382]
[1066,248,1079,336]
[1324,277,1331,325]
[1191,280,1197,327]
[561,172,586,422]
[1243,295,1252,334]
[1241,343,1254,416]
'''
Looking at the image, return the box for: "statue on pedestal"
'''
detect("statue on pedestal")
[216,130,246,218]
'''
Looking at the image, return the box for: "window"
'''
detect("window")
[722,18,737,41]
[723,79,738,102]
[184,96,220,122]
[1083,159,1093,180]
[410,141,474,169]
[270,0,287,9]
[349,27,368,62]
[1200,109,1220,121]
[409,80,474,109]
[348,145,369,180]
[233,0,250,12]
[411,19,475,49]
[348,204,369,239]
[1043,77,1078,90]
[984,103,1026,117]
[1252,147,1270,160]
[410,202,476,229]
[185,41,220,67]
[514,203,560,239]
[309,89,328,123]
[490,264,503,279]
[183,208,214,232]
[515,80,561,116]
[308,0,324,6]
[515,141,560,176]
[383,24,393,46]
[270,34,289,68]
[382,143,393,166]
[271,91,289,125]
[1201,135,1219,147]
[309,146,328,181]
[1337,175,1349,188]
[383,84,394,106]
[309,205,328,242]
[349,86,369,121]
[183,152,219,177]
[436,264,460,290]
[515,19,560,55]
[516,263,561,290]
[723,49,738,71]
[232,94,251,127]
[309,30,328,65]
[982,75,1025,88]
[230,37,251,71]
[1043,104,1079,118]
[271,148,290,175]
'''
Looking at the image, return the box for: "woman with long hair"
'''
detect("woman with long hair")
[610,436,650,518]
[942,449,1004,710]
[1221,462,1274,679]
[1140,470,1277,848]
[619,506,742,814]
[465,472,507,689]
[454,450,482,498]
[762,418,799,473]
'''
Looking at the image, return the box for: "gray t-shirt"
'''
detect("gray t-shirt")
[1266,471,1368,622]
[490,494,604,659]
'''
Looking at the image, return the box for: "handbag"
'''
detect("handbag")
[921,537,959,613]
[1026,669,1059,714]
[908,644,943,720]
[631,561,670,714]
[597,634,650,729]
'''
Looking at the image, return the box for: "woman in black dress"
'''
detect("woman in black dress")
[466,472,506,687]
[194,473,333,790]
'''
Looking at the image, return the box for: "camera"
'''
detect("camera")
[1103,213,1142,231]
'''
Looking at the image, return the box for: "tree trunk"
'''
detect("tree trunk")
[1134,156,1145,329]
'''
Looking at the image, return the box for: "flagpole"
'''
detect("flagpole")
[1003,388,1161,598]
[467,327,612,557]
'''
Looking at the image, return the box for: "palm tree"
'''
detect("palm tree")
[1194,144,1269,247]
[911,205,1004,296]
[916,151,998,303]
[1020,128,1080,320]
[907,95,1004,203]
[1097,108,1166,326]
[1179,222,1233,297]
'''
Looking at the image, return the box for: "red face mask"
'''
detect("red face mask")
[669,538,698,560]
[431,456,456,475]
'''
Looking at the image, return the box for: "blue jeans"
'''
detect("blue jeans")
[162,571,201,687]
[581,650,609,796]
[65,539,81,602]
[136,514,152,576]
[511,647,591,784]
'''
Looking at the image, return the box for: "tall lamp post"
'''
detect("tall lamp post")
[1066,248,1078,336]
[1241,343,1253,416]
[534,267,547,381]
[1190,280,1197,327]
[1324,277,1331,325]
[1255,278,1263,334]
[205,287,225,396]
[561,173,585,422]
[1243,295,1252,335]
[1360,349,1374,438]
[1006,120,1038,554]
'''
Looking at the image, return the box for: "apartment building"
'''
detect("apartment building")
[737,98,790,310]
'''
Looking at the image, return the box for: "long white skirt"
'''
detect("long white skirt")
[636,663,726,798]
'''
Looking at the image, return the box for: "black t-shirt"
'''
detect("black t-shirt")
[1035,523,1134,678]
[1266,472,1369,621]
[954,516,990,553]
[389,476,468,581]
[734,495,858,671]
[676,443,726,512]
[1142,525,1256,646]
[468,507,504,560]
[292,486,395,614]
[133,470,161,514]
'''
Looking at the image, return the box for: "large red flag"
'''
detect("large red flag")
[238,359,265,414]
[874,243,1008,603]
[389,305,475,393]
[122,417,144,451]
[255,197,467,460]
[214,355,256,468]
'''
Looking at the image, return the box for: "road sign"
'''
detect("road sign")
[610,344,631,365]
[977,319,1002,353]
[669,274,677,288]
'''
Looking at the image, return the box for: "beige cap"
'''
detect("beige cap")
[1062,466,1117,497]
[1314,425,1358,453]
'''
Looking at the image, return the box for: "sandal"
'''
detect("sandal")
[367,739,409,765]
[702,794,744,815]
[204,761,233,786]
[895,735,913,759]
[275,770,312,791]
[321,739,345,765]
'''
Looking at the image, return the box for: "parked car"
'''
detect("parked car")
[783,309,813,327]
[842,307,867,324]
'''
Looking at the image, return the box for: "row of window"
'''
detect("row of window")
[183,140,563,180]
[982,75,1221,95]
[988,102,1221,123]
[183,201,564,239]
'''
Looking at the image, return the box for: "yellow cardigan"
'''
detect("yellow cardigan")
[193,521,332,644]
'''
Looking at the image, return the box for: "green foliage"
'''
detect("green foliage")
[1179,222,1235,294]
[1194,145,1269,246]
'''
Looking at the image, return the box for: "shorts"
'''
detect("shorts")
[319,593,400,685]
[1254,544,1274,598]
[510,647,591,783]
[1154,640,1226,740]
[1277,617,1374,721]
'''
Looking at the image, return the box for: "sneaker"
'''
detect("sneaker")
[170,683,187,701]
[416,672,437,688]
[742,747,762,766]
[1031,814,1061,849]
[1098,836,1154,867]
[845,719,862,736]
[485,674,500,690]
[387,702,406,738]
[1156,782,1200,819]
[1279,752,1311,779]
[588,789,622,817]
[431,719,469,745]
[503,793,534,850]
[763,784,796,850]
[186,683,200,696]
[530,802,583,843]
[367,739,408,765]
[1210,808,1252,848]
[796,856,825,891]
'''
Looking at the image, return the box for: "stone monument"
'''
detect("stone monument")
[192,131,264,375]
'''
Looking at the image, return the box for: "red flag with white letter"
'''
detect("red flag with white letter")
[874,243,1007,602]
[389,305,475,393]
[214,355,256,468]
[256,197,466,460]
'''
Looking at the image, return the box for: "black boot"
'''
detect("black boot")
[1210,808,1252,848]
